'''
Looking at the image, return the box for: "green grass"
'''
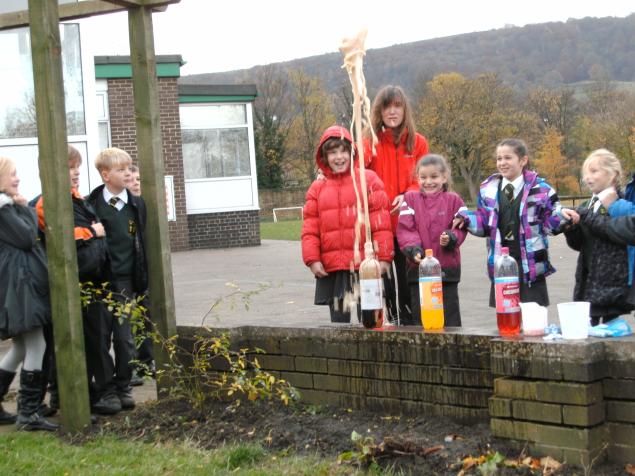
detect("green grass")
[0,432,355,475]
[260,219,302,241]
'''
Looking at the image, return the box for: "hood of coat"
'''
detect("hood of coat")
[315,125,356,178]
[0,193,14,209]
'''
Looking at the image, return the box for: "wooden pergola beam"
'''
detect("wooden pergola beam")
[28,0,91,432]
[0,0,179,31]
[127,3,177,391]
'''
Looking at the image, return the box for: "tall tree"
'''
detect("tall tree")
[417,73,533,201]
[253,65,293,189]
[534,128,580,194]
[286,69,336,185]
[527,87,579,157]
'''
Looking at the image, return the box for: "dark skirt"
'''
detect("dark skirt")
[315,270,361,323]
[314,270,357,305]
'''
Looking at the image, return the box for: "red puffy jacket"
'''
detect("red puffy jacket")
[364,128,429,231]
[302,126,393,272]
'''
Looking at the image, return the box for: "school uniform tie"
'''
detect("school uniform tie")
[109,196,120,209]
[503,183,515,202]
[588,196,599,211]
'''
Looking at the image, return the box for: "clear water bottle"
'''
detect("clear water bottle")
[359,242,384,329]
[494,247,521,336]
[419,249,444,330]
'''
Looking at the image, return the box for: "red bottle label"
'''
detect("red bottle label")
[494,277,520,313]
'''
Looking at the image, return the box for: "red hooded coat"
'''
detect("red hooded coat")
[364,128,429,231]
[301,126,393,272]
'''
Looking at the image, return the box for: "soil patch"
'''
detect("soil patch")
[99,398,626,475]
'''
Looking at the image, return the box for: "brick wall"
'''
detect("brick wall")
[187,210,260,249]
[106,77,190,251]
[490,337,635,465]
[177,326,635,467]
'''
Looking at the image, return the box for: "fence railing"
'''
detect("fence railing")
[558,195,591,207]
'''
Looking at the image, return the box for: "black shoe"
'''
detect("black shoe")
[118,390,135,410]
[16,370,59,432]
[39,403,58,418]
[130,372,144,387]
[91,393,122,415]
[0,369,16,425]
[16,412,59,432]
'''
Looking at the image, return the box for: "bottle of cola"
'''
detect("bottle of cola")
[359,242,384,329]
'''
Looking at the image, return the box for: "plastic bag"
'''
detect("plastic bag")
[588,318,633,338]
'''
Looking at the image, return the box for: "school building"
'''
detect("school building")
[0,22,260,251]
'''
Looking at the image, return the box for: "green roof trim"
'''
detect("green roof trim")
[179,95,256,103]
[95,63,181,78]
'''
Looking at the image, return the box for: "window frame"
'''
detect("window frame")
[179,101,259,214]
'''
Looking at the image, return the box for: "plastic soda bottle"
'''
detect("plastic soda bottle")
[494,247,521,336]
[419,249,444,330]
[359,242,384,329]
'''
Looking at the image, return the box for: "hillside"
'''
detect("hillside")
[181,14,635,95]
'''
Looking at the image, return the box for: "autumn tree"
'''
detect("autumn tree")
[416,73,535,201]
[253,65,294,189]
[534,128,580,194]
[570,84,635,172]
[285,69,336,185]
[527,87,579,157]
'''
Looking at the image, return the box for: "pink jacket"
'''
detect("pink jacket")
[396,190,467,282]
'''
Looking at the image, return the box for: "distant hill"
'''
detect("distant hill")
[181,14,635,95]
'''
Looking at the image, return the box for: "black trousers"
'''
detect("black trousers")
[384,240,413,325]
[134,294,154,371]
[409,281,462,327]
[83,301,116,400]
[109,278,137,392]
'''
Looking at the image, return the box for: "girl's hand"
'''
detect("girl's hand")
[599,187,618,208]
[91,221,106,237]
[390,194,404,214]
[413,252,422,264]
[309,261,328,278]
[561,208,580,225]
[316,169,326,181]
[440,232,450,247]
[13,194,27,206]
[451,217,465,230]
[379,261,391,275]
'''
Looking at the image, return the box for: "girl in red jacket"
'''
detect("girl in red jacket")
[302,125,393,323]
[396,154,467,326]
[365,85,430,325]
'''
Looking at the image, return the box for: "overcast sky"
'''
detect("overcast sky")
[81,0,634,76]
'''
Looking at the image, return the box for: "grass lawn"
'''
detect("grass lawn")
[0,432,354,475]
[260,219,302,241]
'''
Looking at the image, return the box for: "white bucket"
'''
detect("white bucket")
[520,302,548,336]
[557,302,590,339]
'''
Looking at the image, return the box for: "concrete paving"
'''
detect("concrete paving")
[173,234,583,332]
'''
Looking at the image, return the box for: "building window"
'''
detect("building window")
[96,82,111,150]
[0,24,85,139]
[181,104,251,179]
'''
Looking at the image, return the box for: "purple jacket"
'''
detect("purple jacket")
[396,190,467,282]
[457,169,565,284]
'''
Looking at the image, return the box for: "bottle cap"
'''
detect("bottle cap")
[425,249,433,257]
[501,246,509,254]
[364,242,375,258]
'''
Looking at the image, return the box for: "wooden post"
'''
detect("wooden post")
[127,5,177,393]
[28,0,91,431]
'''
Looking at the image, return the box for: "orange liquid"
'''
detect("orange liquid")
[421,308,444,330]
[497,311,521,336]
